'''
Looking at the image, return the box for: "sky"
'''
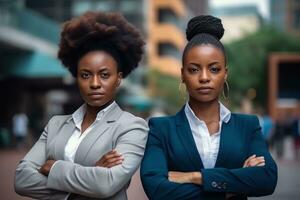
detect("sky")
[210,0,270,19]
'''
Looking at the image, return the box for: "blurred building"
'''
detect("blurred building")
[270,0,300,35]
[0,0,71,140]
[268,53,300,120]
[268,0,300,119]
[211,5,262,43]
[148,0,208,77]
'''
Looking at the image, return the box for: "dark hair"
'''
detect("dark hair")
[182,15,226,65]
[58,11,145,78]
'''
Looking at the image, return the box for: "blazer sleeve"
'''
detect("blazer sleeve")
[140,118,205,200]
[46,117,148,198]
[14,117,68,200]
[201,116,278,196]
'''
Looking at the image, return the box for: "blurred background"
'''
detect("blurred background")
[0,0,300,199]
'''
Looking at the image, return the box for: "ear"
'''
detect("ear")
[181,68,185,83]
[224,67,228,80]
[117,72,122,87]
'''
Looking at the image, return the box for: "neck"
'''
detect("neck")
[84,100,114,122]
[188,98,220,123]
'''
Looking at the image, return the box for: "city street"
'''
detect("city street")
[1,149,299,200]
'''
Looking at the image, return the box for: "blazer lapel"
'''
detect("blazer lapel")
[74,103,123,164]
[214,116,234,167]
[54,119,76,160]
[175,106,204,170]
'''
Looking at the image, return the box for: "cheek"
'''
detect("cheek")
[77,81,86,92]
[215,77,225,91]
[102,79,119,91]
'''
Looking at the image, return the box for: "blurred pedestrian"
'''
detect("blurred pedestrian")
[12,112,28,149]
[291,115,300,159]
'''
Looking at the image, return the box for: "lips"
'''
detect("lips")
[196,87,213,94]
[88,92,105,98]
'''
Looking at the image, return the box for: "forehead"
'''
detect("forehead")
[78,50,118,70]
[185,44,225,63]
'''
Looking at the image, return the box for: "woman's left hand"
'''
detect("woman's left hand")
[39,160,56,176]
[243,154,265,167]
[168,171,202,185]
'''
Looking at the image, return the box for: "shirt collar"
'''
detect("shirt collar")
[70,101,117,128]
[184,102,231,125]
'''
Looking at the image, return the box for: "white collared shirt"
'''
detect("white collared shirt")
[184,102,231,168]
[64,101,116,162]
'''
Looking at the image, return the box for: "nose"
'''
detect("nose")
[199,69,210,84]
[90,75,101,89]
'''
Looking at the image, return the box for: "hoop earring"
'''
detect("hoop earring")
[223,80,229,99]
[179,82,187,100]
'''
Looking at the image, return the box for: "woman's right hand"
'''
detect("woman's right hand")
[95,149,124,168]
[225,155,265,199]
[243,154,265,167]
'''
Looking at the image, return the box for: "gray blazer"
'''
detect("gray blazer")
[15,103,148,200]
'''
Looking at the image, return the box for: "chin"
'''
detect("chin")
[193,96,218,104]
[87,101,106,108]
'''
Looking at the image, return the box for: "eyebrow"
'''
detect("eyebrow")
[208,61,220,66]
[79,67,110,72]
[188,61,220,67]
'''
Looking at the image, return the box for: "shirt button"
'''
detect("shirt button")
[211,181,217,188]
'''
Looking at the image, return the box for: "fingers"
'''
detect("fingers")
[102,150,121,160]
[168,171,181,182]
[243,154,256,167]
[248,156,265,167]
[102,156,124,168]
[96,149,124,168]
[243,155,265,167]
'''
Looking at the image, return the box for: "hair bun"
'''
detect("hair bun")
[186,15,224,41]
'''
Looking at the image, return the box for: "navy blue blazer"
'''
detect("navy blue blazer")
[141,107,277,200]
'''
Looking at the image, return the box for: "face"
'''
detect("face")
[182,44,227,104]
[77,50,122,108]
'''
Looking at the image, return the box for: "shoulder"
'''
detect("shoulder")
[47,115,72,127]
[148,115,176,129]
[231,113,259,124]
[230,113,261,133]
[118,111,148,130]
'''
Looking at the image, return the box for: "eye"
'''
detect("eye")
[100,72,110,79]
[209,66,221,74]
[80,72,91,79]
[188,66,199,74]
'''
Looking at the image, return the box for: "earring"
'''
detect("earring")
[179,82,187,100]
[223,80,229,99]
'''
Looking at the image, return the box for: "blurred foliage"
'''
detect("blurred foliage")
[147,69,185,114]
[225,26,300,108]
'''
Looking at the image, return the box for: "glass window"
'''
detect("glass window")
[72,0,91,16]
[120,0,142,13]
[293,9,300,29]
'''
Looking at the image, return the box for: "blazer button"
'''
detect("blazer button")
[211,181,217,188]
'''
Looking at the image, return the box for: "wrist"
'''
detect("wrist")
[191,172,202,185]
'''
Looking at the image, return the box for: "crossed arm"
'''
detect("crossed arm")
[15,118,148,199]
[140,117,277,200]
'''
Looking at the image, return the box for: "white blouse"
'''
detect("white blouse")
[184,102,231,168]
[61,102,116,199]
[64,101,116,162]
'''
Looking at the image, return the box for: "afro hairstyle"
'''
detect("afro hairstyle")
[58,11,145,78]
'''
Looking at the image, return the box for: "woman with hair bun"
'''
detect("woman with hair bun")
[15,11,148,200]
[141,15,277,200]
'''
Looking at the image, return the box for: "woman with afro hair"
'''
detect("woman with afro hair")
[141,15,277,200]
[15,11,148,200]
